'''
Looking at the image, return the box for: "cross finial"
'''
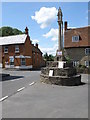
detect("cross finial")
[25,27,28,35]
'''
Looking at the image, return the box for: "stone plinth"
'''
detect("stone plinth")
[41,67,77,77]
[40,61,81,86]
[40,74,81,86]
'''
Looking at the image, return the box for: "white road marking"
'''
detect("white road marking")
[17,87,25,92]
[29,82,35,86]
[0,82,36,102]
[11,78,23,82]
[0,96,8,102]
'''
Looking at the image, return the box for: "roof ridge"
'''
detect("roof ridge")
[0,34,26,38]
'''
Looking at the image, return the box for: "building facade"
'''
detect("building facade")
[64,21,90,67]
[0,27,45,69]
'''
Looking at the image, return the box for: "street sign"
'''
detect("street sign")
[57,51,62,56]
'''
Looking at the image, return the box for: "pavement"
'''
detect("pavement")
[1,70,89,118]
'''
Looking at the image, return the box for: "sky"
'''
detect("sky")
[2,2,88,55]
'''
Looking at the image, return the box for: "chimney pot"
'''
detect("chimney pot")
[64,21,67,31]
[36,43,38,48]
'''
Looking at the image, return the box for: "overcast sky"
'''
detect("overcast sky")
[2,2,88,55]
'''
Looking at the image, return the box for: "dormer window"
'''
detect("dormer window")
[15,45,19,53]
[4,46,8,53]
[72,36,79,42]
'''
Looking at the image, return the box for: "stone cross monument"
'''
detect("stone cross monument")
[56,7,64,61]
[40,7,81,86]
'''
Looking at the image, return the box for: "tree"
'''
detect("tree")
[43,53,54,61]
[0,26,24,37]
[48,54,54,61]
[43,53,49,61]
[0,27,13,36]
[12,28,23,35]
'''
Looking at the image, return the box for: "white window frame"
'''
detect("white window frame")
[73,61,79,67]
[4,46,8,53]
[21,58,26,66]
[15,45,19,53]
[85,48,90,55]
[85,61,90,67]
[72,36,79,42]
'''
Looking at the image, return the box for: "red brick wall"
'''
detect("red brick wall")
[1,35,45,68]
[24,36,32,66]
[32,45,44,68]
[2,44,25,66]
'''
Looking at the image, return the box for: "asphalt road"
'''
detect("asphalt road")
[2,74,88,118]
[0,70,89,118]
[1,69,41,98]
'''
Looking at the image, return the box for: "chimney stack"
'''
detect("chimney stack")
[64,21,67,31]
[25,27,28,35]
[35,43,38,48]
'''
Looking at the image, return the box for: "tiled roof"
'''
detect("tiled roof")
[0,34,27,45]
[64,26,89,48]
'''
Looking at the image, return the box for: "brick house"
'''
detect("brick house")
[0,27,45,69]
[64,21,90,67]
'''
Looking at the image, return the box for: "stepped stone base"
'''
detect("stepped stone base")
[41,67,77,77]
[40,74,81,86]
[40,61,81,86]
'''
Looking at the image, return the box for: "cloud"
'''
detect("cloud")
[31,7,58,29]
[68,26,76,29]
[32,39,39,44]
[43,27,65,41]
[39,43,58,55]
[43,28,58,41]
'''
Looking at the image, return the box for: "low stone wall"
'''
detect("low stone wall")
[41,67,77,77]
[40,74,81,86]
[76,67,90,74]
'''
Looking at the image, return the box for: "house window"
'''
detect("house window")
[9,56,14,66]
[85,61,90,67]
[85,48,90,55]
[4,46,8,53]
[15,45,19,53]
[73,61,79,67]
[21,58,26,66]
[72,36,79,42]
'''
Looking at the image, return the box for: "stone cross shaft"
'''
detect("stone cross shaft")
[58,22,62,51]
[57,7,63,51]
